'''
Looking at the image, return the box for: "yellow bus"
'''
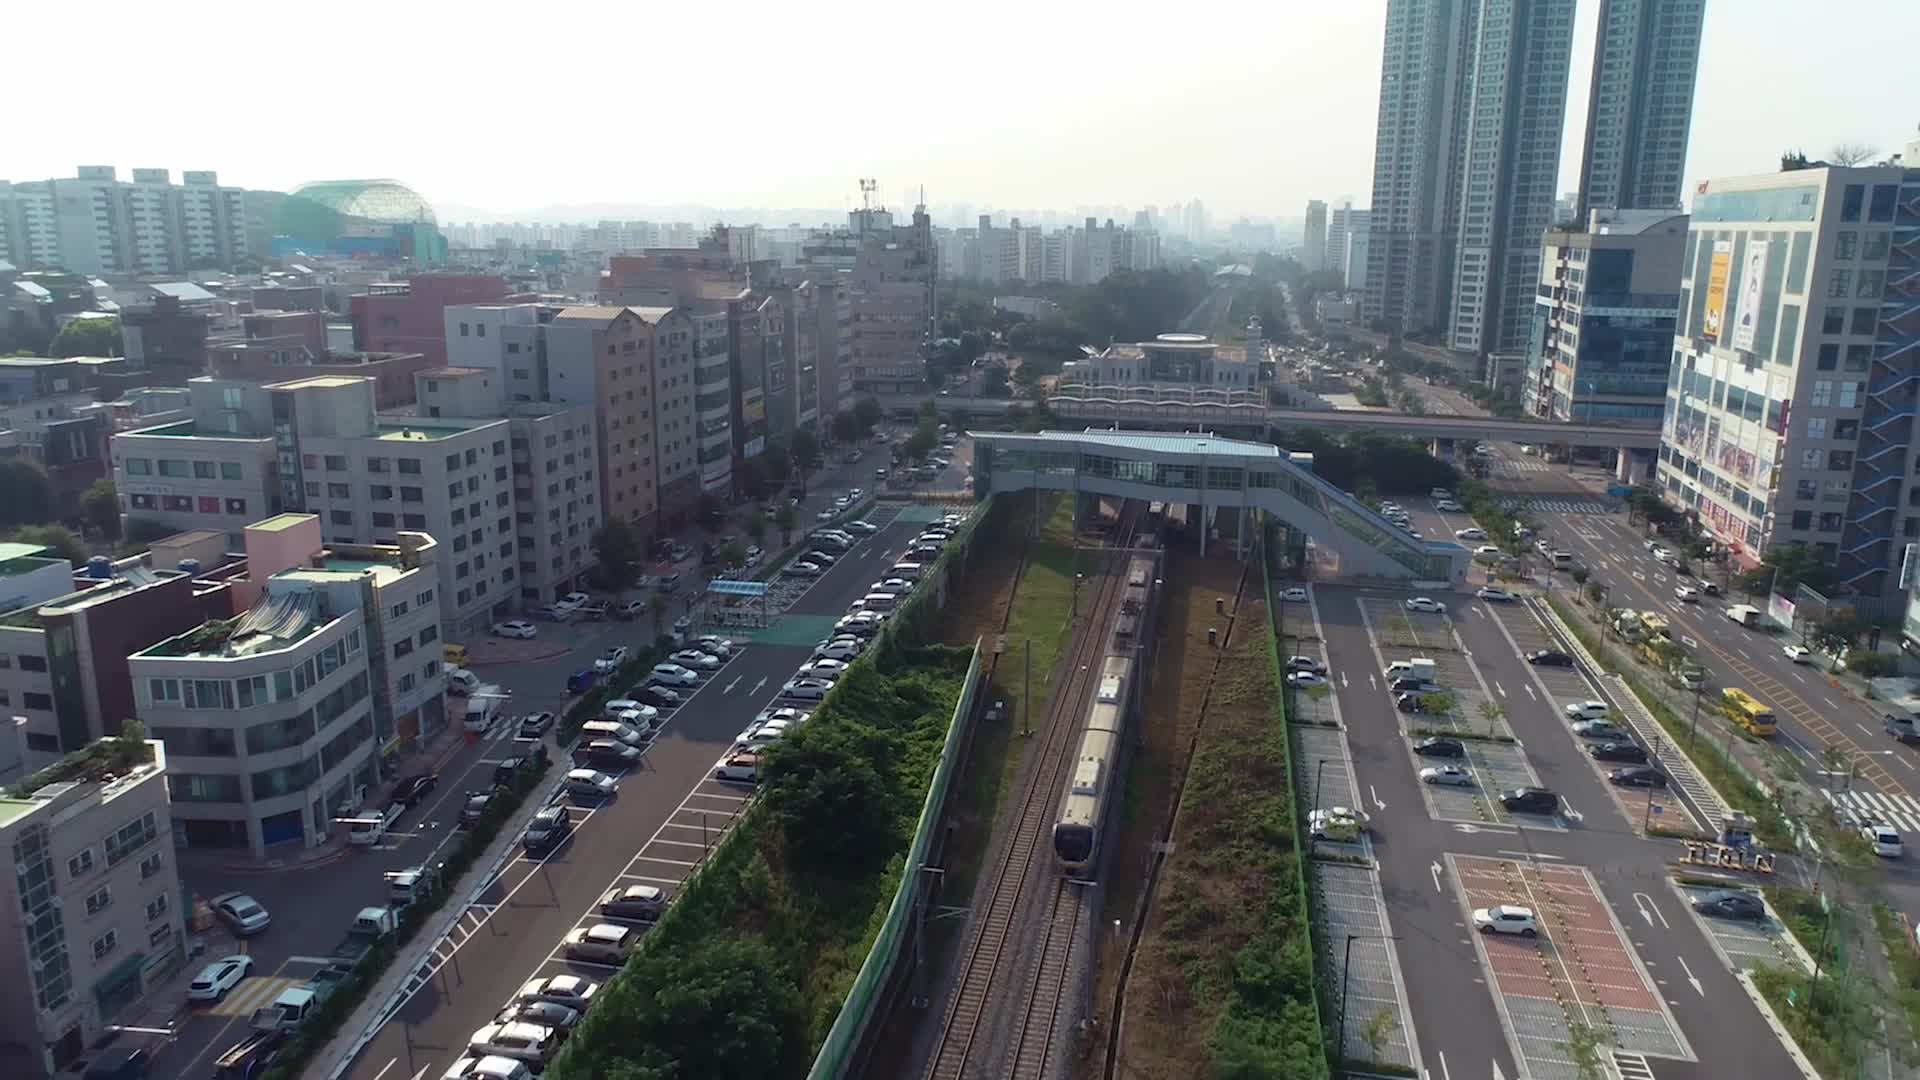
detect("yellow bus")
[1721,688,1777,737]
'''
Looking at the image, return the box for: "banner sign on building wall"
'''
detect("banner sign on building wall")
[1703,241,1732,343]
[1732,241,1768,354]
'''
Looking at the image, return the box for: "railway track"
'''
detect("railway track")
[1010,879,1086,1080]
[923,505,1140,1080]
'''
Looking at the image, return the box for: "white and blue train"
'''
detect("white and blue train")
[1051,555,1154,874]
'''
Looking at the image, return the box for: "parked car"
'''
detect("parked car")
[576,740,641,769]
[670,649,722,670]
[564,924,636,965]
[514,975,600,1012]
[1500,787,1559,814]
[1286,655,1328,674]
[1571,719,1625,739]
[813,639,865,661]
[461,790,496,825]
[1404,597,1447,614]
[781,677,835,700]
[1588,741,1648,764]
[210,892,272,936]
[1692,889,1765,920]
[796,658,849,680]
[694,635,736,658]
[1279,587,1309,602]
[631,685,682,709]
[187,955,254,1002]
[515,712,555,740]
[805,549,839,565]
[1864,823,1904,858]
[566,669,599,695]
[648,663,700,687]
[1394,692,1426,713]
[492,620,538,639]
[1421,765,1475,787]
[1454,527,1487,541]
[1564,700,1612,721]
[784,561,824,577]
[845,520,879,536]
[1475,587,1516,602]
[495,1000,580,1036]
[521,806,573,854]
[593,646,629,673]
[616,599,648,620]
[713,751,760,782]
[599,884,667,921]
[1610,766,1667,788]
[564,769,617,799]
[1529,650,1575,668]
[393,773,438,807]
[1389,677,1439,693]
[1436,499,1463,512]
[1414,737,1465,758]
[1472,904,1539,936]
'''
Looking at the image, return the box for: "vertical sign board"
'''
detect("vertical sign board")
[1702,241,1732,343]
[1732,241,1768,355]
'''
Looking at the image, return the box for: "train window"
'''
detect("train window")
[1054,824,1094,864]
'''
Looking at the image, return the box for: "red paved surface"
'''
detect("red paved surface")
[1455,855,1663,1013]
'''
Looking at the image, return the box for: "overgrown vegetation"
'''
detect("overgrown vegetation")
[1872,904,1920,1062]
[546,649,971,1080]
[1751,962,1882,1080]
[1269,427,1459,498]
[9,720,153,797]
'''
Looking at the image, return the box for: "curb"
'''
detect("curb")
[467,642,573,667]
[1736,969,1822,1080]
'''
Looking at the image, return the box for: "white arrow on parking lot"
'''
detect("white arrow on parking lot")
[1676,955,1704,996]
[1524,684,1537,701]
[1369,674,1377,690]
[1340,672,1349,688]
[751,676,767,695]
[1494,680,1506,697]
[722,676,741,694]
[1632,891,1669,929]
[1561,801,1583,823]
[1430,860,1444,893]
[1370,785,1386,810]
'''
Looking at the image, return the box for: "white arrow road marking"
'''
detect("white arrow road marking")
[751,676,767,695]
[1431,860,1444,893]
[1495,680,1506,698]
[1677,955,1704,996]
[1491,1059,1505,1080]
[1371,785,1386,811]
[1369,674,1378,690]
[1561,801,1583,823]
[722,676,741,694]
[1341,672,1350,689]
[1633,891,1670,929]
[1524,684,1537,700]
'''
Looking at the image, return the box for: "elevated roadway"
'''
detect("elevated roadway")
[879,391,1661,450]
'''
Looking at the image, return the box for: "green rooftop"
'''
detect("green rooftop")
[252,513,314,533]
[375,419,490,441]
[0,800,36,825]
[122,421,271,441]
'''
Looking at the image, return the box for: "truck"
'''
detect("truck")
[213,1029,289,1080]
[385,865,437,910]
[329,906,398,970]
[1383,658,1437,683]
[464,688,504,733]
[1726,604,1762,628]
[247,965,351,1033]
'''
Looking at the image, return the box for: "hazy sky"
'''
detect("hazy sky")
[10,1,1917,222]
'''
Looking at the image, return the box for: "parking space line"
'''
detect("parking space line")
[619,873,685,886]
[631,854,700,867]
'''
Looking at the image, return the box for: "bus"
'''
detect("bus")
[1721,688,1777,737]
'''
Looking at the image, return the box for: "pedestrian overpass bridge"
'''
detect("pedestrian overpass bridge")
[971,429,1470,584]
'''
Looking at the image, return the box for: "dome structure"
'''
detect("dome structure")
[287,179,436,225]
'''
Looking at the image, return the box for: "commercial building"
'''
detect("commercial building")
[1526,210,1687,427]
[546,306,680,535]
[846,205,935,394]
[1362,0,1576,357]
[0,167,250,274]
[111,387,282,550]
[0,738,185,1078]
[1654,153,1920,608]
[350,274,511,368]
[0,560,212,782]
[1303,201,1328,272]
[1064,329,1265,394]
[1574,0,1704,219]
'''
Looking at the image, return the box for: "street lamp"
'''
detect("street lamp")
[1336,932,1402,1076]
[1315,759,1330,817]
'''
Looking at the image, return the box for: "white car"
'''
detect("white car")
[649,663,700,687]
[796,658,849,680]
[813,639,865,661]
[783,560,823,577]
[1285,671,1327,688]
[1279,587,1308,602]
[1475,587,1515,602]
[1674,586,1700,603]
[844,520,879,536]
[593,646,629,673]
[1474,545,1501,557]
[1650,546,1673,563]
[1564,700,1611,721]
[670,649,722,670]
[1287,655,1328,674]
[187,955,254,1002]
[781,677,835,700]
[469,1022,560,1067]
[1472,904,1539,937]
[1405,597,1447,614]
[557,592,591,609]
[754,706,811,728]
[1864,823,1904,858]
[815,508,839,522]
[492,620,538,639]
[1420,765,1474,787]
[713,751,760,782]
[1783,645,1812,664]
[736,718,794,747]
[695,635,736,657]
[516,974,600,1011]
[563,924,636,965]
[805,549,839,565]
[847,487,864,500]
[1455,527,1488,541]
[565,768,617,798]
[1571,719,1626,739]
[1436,500,1463,512]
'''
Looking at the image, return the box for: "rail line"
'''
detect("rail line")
[1010,878,1086,1080]
[923,504,1140,1080]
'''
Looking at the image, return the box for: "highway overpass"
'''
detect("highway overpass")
[879,390,1662,450]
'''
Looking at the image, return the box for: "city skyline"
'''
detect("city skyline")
[9,0,1916,225]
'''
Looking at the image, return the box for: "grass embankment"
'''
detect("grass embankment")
[1873,904,1920,1064]
[1119,605,1327,1078]
[1547,593,1794,848]
[546,649,971,1080]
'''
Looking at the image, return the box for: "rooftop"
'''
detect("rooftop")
[375,418,494,440]
[0,568,182,628]
[251,513,313,533]
[267,375,367,391]
[976,429,1282,461]
[121,420,272,441]
[139,590,324,659]
[6,733,158,801]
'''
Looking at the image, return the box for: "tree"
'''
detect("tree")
[1477,700,1507,739]
[829,410,859,445]
[81,479,120,540]
[747,518,767,547]
[761,442,793,492]
[1743,544,1837,596]
[1570,567,1591,588]
[0,311,51,357]
[1359,1005,1399,1062]
[904,424,937,463]
[852,397,882,434]
[980,366,1011,398]
[1418,691,1456,718]
[1781,149,1813,171]
[790,429,821,477]
[717,540,747,570]
[1810,612,1870,654]
[774,502,796,545]
[47,318,123,359]
[8,524,86,567]
[1586,579,1609,607]
[735,455,770,499]
[760,721,898,870]
[1830,142,1878,166]
[1560,1021,1612,1080]
[0,460,54,529]
[592,518,646,593]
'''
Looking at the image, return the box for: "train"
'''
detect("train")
[1052,554,1157,874]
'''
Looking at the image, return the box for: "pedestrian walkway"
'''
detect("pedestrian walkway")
[1822,788,1920,833]
[1498,496,1614,516]
[204,975,305,1017]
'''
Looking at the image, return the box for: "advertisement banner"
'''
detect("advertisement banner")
[1767,591,1797,633]
[1732,241,1768,353]
[1702,241,1732,343]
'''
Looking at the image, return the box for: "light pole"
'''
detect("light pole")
[1336,932,1402,1075]
[1643,732,1665,833]
[1315,759,1330,817]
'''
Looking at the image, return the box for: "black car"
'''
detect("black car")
[1394,693,1426,714]
[1390,677,1438,693]
[1610,766,1668,789]
[1528,650,1575,668]
[1414,737,1465,758]
[1589,741,1649,764]
[1500,787,1559,814]
[633,685,682,708]
[1692,889,1764,920]
[392,773,438,807]
[461,790,495,825]
[81,1047,152,1080]
[516,711,556,740]
[522,806,573,854]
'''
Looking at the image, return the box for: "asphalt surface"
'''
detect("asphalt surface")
[1302,580,1800,1080]
[331,504,936,1080]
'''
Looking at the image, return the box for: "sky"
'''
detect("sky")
[9,0,1918,224]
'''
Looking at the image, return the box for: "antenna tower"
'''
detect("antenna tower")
[859,178,878,211]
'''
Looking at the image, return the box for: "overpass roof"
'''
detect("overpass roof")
[988,429,1280,461]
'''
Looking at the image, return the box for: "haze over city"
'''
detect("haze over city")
[12,0,1918,222]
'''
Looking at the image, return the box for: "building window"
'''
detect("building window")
[104,811,158,866]
[398,458,421,475]
[157,459,189,478]
[1828,270,1853,298]
[403,513,426,528]
[1817,345,1839,371]
[1791,510,1812,529]
[91,931,117,961]
[1806,418,1828,440]
[373,511,395,527]
[401,487,423,503]
[145,894,169,923]
[85,886,111,916]
[416,589,434,606]
[1829,450,1854,471]
[330,510,353,525]
[125,458,151,475]
[325,455,348,471]
[366,457,388,473]
[328,483,351,498]
[418,625,439,645]
[1822,306,1846,334]
[393,639,413,658]
[19,653,47,672]
[68,849,94,878]
[192,461,215,479]
[23,692,51,710]
[1835,231,1858,259]
[139,851,163,880]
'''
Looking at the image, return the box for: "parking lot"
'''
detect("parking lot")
[1313,860,1417,1072]
[1416,740,1561,829]
[1452,854,1690,1079]
[1671,883,1808,974]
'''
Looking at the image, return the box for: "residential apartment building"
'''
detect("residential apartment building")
[975,216,1022,285]
[1362,0,1575,355]
[112,385,282,551]
[0,560,211,782]
[0,167,250,274]
[0,739,185,1078]
[545,306,678,535]
[1303,201,1328,272]
[1574,0,1704,219]
[1527,210,1688,427]
[131,579,379,855]
[1328,206,1372,291]
[1654,156,1920,608]
[350,274,512,368]
[845,205,934,394]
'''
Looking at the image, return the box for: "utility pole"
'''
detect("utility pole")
[1023,639,1033,737]
[1643,733,1664,833]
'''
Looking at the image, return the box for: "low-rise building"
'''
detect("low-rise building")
[0,737,185,1078]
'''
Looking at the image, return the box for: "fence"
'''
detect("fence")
[805,642,984,1078]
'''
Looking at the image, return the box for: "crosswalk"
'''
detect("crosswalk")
[203,975,305,1017]
[1493,459,1554,475]
[1613,1050,1656,1080]
[1497,497,1614,515]
[1822,788,1920,833]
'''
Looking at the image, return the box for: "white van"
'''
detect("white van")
[890,561,925,581]
[861,592,901,614]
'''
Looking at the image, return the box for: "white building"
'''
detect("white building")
[1574,0,1704,219]
[0,167,252,274]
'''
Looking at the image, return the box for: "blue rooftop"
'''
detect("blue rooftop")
[706,579,769,598]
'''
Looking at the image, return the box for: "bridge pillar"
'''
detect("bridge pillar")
[1076,490,1101,528]
[1433,437,1455,460]
[1616,448,1654,484]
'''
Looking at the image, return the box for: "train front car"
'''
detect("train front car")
[1053,654,1131,873]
